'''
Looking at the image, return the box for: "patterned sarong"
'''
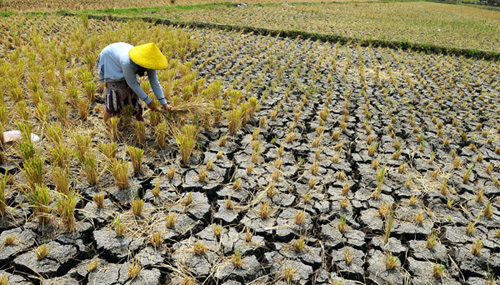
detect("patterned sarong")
[105,80,142,116]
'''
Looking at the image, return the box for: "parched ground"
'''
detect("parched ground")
[0,9,499,285]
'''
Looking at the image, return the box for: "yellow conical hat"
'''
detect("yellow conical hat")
[129,43,168,70]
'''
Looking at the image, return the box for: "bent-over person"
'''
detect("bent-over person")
[97,42,172,123]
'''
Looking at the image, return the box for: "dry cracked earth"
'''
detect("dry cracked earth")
[1,18,500,284]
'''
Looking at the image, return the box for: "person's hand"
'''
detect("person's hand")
[162,104,173,111]
[147,101,158,112]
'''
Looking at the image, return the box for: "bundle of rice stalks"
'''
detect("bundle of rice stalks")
[159,100,213,118]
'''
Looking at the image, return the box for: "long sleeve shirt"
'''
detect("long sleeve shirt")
[97,42,167,105]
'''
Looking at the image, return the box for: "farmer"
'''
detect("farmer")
[97,42,172,123]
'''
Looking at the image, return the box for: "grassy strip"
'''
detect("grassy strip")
[55,2,235,16]
[63,12,500,61]
[0,2,237,17]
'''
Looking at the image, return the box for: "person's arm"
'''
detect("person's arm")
[148,69,172,110]
[147,69,167,105]
[123,63,153,106]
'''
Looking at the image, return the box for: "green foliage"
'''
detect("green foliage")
[23,156,44,187]
[126,146,144,174]
[56,191,77,233]
[28,184,51,224]
[109,159,129,189]
[82,152,98,185]
[0,170,8,215]
[16,122,35,160]
[175,125,199,166]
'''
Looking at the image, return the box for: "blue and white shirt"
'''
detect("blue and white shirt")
[97,42,167,105]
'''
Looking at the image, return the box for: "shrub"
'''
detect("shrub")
[218,135,227,146]
[206,159,214,171]
[475,188,484,203]
[108,117,120,140]
[308,177,316,189]
[82,152,98,185]
[213,224,222,237]
[283,265,296,282]
[50,145,72,169]
[126,146,144,174]
[245,226,253,243]
[165,212,176,229]
[198,169,207,182]
[135,121,146,146]
[79,99,89,120]
[73,134,91,162]
[293,238,306,252]
[259,201,270,219]
[93,194,104,208]
[114,215,125,237]
[226,108,242,134]
[485,202,494,218]
[384,211,394,243]
[246,163,254,175]
[152,179,160,197]
[131,199,144,217]
[427,234,438,249]
[463,164,474,183]
[193,241,207,255]
[310,161,319,175]
[28,185,50,225]
[155,123,168,149]
[56,191,77,233]
[0,172,7,215]
[175,125,198,166]
[52,166,69,195]
[127,261,141,280]
[87,258,98,272]
[466,221,475,235]
[150,232,161,248]
[35,243,51,260]
[167,167,175,180]
[340,197,349,209]
[17,130,35,160]
[471,239,482,255]
[182,192,193,206]
[109,159,129,189]
[216,150,223,159]
[266,181,276,198]
[342,182,350,195]
[35,101,50,122]
[232,249,243,268]
[414,210,425,224]
[295,210,305,225]
[23,156,44,187]
[345,248,352,265]
[99,142,118,159]
[433,264,445,279]
[385,252,398,270]
[338,215,347,233]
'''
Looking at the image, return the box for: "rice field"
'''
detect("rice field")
[0,0,374,12]
[0,1,499,285]
[107,1,500,53]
